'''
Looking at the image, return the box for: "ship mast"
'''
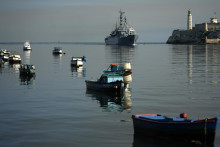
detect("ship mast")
[119,9,125,27]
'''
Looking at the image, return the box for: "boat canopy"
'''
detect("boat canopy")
[101,73,122,77]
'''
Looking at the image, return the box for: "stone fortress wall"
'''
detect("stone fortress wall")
[167,10,220,44]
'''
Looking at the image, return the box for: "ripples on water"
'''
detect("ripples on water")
[0,43,220,146]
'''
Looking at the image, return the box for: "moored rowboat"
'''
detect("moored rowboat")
[132,113,219,145]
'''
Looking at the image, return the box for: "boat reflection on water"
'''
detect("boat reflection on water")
[53,53,62,65]
[86,88,132,112]
[20,74,35,85]
[71,66,86,78]
[133,134,204,147]
[9,63,20,74]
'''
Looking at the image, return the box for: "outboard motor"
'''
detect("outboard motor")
[180,112,187,119]
[82,56,87,62]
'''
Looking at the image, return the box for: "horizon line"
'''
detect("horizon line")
[0,41,165,45]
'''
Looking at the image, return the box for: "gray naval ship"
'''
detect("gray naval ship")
[105,10,138,45]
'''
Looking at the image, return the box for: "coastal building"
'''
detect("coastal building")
[167,10,220,44]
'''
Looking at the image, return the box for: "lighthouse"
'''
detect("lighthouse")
[187,9,192,30]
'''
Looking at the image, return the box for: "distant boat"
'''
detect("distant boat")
[23,40,31,50]
[9,55,21,64]
[70,56,87,67]
[132,113,219,145]
[53,47,62,54]
[19,64,35,76]
[0,49,10,61]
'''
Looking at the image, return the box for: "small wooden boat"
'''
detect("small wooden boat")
[53,47,62,54]
[23,40,31,50]
[85,73,124,92]
[9,55,22,64]
[19,64,36,76]
[70,56,87,67]
[132,113,219,145]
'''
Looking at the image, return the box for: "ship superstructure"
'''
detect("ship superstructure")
[105,10,138,45]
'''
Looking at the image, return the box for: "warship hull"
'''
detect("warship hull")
[105,35,138,45]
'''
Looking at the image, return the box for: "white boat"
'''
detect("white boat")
[53,47,62,54]
[0,49,10,61]
[23,40,31,50]
[9,55,22,64]
[71,57,83,67]
[71,56,87,66]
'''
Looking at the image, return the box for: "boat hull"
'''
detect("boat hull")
[53,51,62,54]
[9,59,21,64]
[85,80,123,92]
[105,35,138,45]
[23,47,31,50]
[132,114,219,144]
[71,59,83,67]
[1,56,9,61]
[53,47,62,54]
[19,70,35,76]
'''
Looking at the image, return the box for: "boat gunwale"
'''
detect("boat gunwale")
[85,80,123,84]
[132,114,218,125]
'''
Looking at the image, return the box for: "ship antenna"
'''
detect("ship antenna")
[119,9,125,27]
[124,16,127,25]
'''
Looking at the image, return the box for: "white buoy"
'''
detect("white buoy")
[124,63,131,70]
[123,75,132,83]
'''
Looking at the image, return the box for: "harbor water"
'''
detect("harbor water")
[0,43,220,146]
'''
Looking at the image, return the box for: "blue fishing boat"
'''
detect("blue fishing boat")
[85,73,124,92]
[132,113,219,145]
[85,63,133,91]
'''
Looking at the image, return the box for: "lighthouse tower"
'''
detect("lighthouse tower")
[187,10,192,30]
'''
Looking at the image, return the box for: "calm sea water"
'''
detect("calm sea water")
[0,43,220,147]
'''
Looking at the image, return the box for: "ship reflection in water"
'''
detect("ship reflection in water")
[105,45,137,64]
[23,50,31,65]
[86,88,132,112]
[71,66,86,78]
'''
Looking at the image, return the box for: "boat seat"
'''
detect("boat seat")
[139,116,165,120]
[171,117,185,121]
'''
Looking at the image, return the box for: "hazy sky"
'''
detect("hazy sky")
[0,0,219,42]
